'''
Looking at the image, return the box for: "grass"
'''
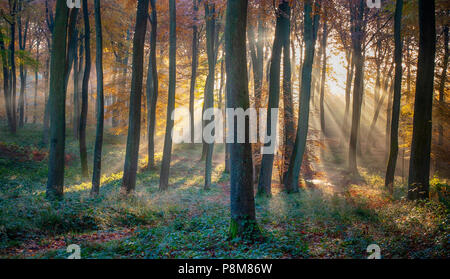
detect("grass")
[0,123,448,259]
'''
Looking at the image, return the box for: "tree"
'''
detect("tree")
[257,0,288,196]
[0,28,13,133]
[121,0,150,195]
[284,0,320,193]
[159,0,176,191]
[408,0,436,200]
[146,0,158,169]
[46,0,69,199]
[33,37,41,124]
[8,0,18,134]
[225,0,259,239]
[204,1,216,190]
[437,23,448,172]
[385,0,403,194]
[189,0,199,145]
[79,0,91,178]
[281,0,294,182]
[18,0,29,128]
[348,0,365,176]
[91,0,104,197]
[319,13,328,136]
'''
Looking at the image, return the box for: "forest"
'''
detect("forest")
[0,0,448,259]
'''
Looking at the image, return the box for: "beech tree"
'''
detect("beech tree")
[408,0,436,200]
[159,0,177,191]
[226,0,260,239]
[121,0,150,195]
[46,0,69,199]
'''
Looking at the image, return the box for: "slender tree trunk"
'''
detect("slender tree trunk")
[34,40,40,124]
[437,24,448,172]
[257,0,286,196]
[283,0,319,193]
[408,0,436,200]
[46,0,69,199]
[9,0,18,134]
[385,76,394,163]
[385,0,404,195]
[319,17,327,136]
[42,56,50,144]
[204,2,216,190]
[159,0,176,191]
[91,0,105,197]
[348,0,365,176]
[281,2,294,182]
[146,0,158,169]
[226,0,259,239]
[121,0,150,195]
[79,0,91,178]
[18,9,29,128]
[0,29,13,132]
[342,51,354,137]
[189,0,199,144]
[73,30,80,138]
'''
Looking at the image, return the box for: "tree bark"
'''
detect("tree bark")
[91,0,105,197]
[46,0,69,199]
[79,0,91,178]
[257,0,288,196]
[437,24,448,172]
[121,0,150,195]
[319,16,327,136]
[408,0,436,200]
[348,0,365,176]
[146,0,158,169]
[225,0,259,239]
[385,0,403,194]
[159,0,176,191]
[189,0,199,145]
[204,2,216,190]
[0,29,13,132]
[283,0,319,193]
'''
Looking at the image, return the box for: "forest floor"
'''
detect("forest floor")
[0,122,448,259]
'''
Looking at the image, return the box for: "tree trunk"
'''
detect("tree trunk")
[408,0,436,200]
[189,0,199,144]
[121,0,150,195]
[204,2,216,190]
[8,0,18,134]
[73,30,80,138]
[342,51,354,137]
[385,0,403,195]
[226,0,259,239]
[0,29,13,132]
[257,0,288,196]
[42,55,50,145]
[283,0,319,193]
[319,16,327,136]
[437,24,448,172]
[91,0,105,197]
[348,0,365,176]
[146,0,158,169]
[18,7,29,128]
[46,0,69,199]
[282,2,294,182]
[159,0,176,191]
[34,40,40,124]
[79,0,91,178]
